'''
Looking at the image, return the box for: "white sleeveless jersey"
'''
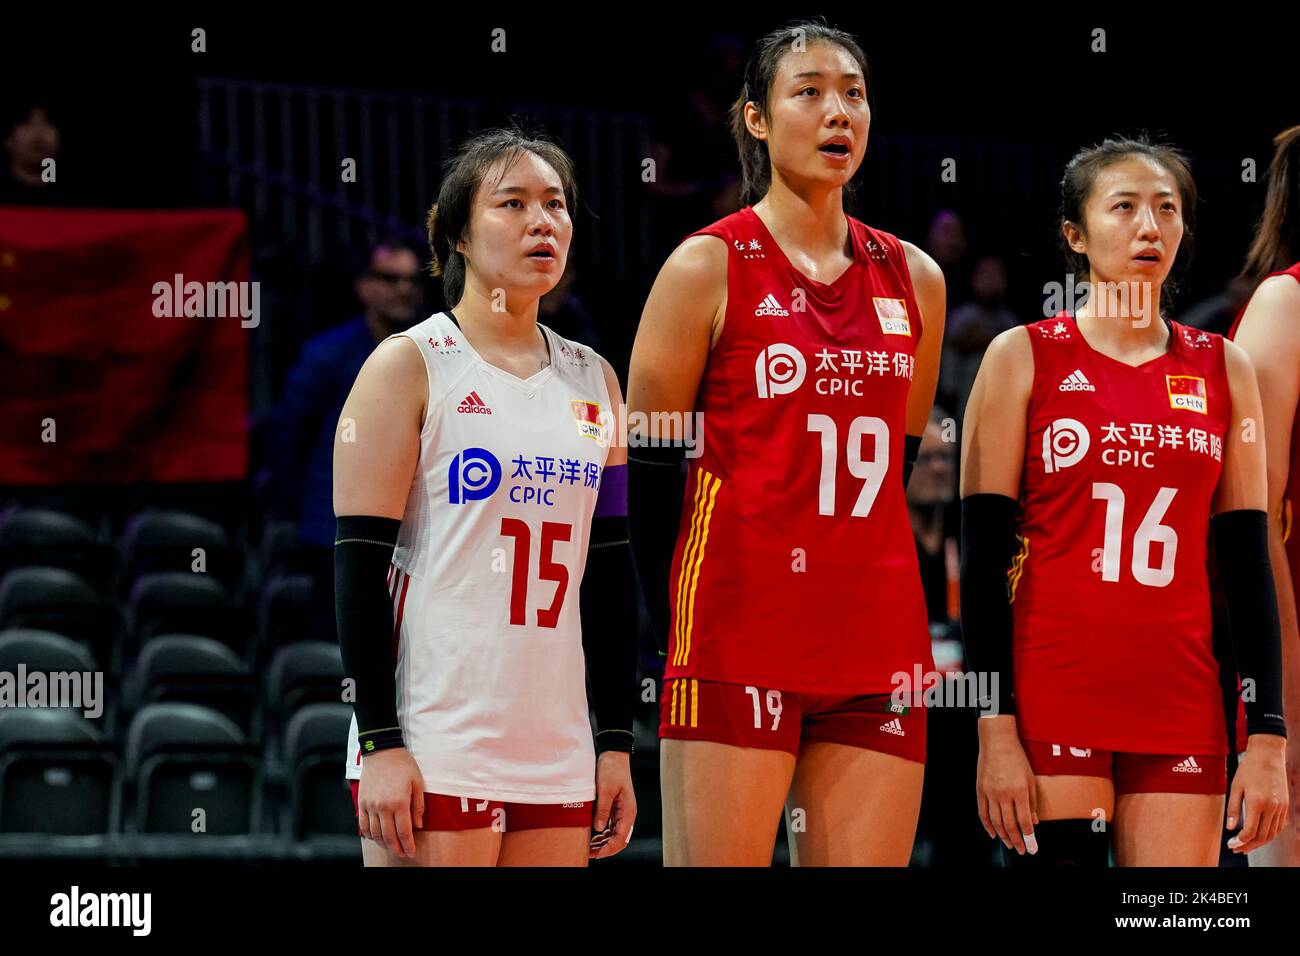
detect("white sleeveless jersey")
[344,311,613,803]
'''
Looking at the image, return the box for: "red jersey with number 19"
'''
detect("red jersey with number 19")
[1013,314,1230,755]
[662,206,933,695]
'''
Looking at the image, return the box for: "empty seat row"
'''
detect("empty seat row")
[0,629,344,745]
[0,703,356,839]
[0,507,315,599]
[0,565,324,670]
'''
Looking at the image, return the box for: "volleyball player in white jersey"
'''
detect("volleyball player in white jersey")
[334,128,638,866]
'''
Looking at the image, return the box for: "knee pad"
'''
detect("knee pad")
[1001,818,1110,867]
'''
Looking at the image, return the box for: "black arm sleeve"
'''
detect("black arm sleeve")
[1212,509,1287,738]
[334,515,403,751]
[580,515,639,753]
[959,493,1021,716]
[902,433,923,489]
[628,442,687,656]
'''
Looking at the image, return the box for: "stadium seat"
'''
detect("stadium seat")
[266,641,344,721]
[126,635,258,740]
[0,627,98,673]
[282,703,355,838]
[126,572,244,658]
[118,509,244,595]
[258,520,311,581]
[0,506,115,592]
[0,567,118,669]
[0,628,111,734]
[0,709,120,835]
[124,703,261,835]
[255,572,314,659]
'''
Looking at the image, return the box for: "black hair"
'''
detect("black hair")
[426,125,578,307]
[1059,134,1198,312]
[729,18,871,207]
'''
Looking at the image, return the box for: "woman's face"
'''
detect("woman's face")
[749,41,870,196]
[1067,155,1185,304]
[460,150,572,305]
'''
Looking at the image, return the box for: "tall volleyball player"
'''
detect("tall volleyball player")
[1228,124,1300,866]
[961,137,1288,866]
[334,129,638,866]
[628,20,945,866]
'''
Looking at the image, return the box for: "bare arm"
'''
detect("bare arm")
[1232,278,1300,729]
[626,235,726,436]
[960,327,1033,498]
[902,240,946,435]
[625,235,726,649]
[1212,338,1269,515]
[961,326,1037,852]
[333,337,427,518]
[598,355,627,468]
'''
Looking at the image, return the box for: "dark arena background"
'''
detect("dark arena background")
[0,8,1296,940]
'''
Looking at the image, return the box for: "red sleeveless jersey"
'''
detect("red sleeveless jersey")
[663,206,932,694]
[1224,261,1300,751]
[1013,314,1230,754]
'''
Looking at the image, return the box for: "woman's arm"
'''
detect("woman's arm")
[902,242,947,483]
[625,236,727,653]
[1212,337,1289,853]
[959,326,1037,853]
[332,336,427,858]
[959,326,1033,708]
[1231,276,1300,742]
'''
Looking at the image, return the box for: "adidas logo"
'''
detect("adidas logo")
[755,293,790,317]
[879,717,905,737]
[1172,756,1202,773]
[456,391,493,415]
[1058,369,1096,392]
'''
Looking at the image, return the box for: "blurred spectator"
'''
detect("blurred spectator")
[647,33,745,256]
[908,409,959,632]
[939,255,1021,422]
[0,103,66,205]
[1178,274,1256,336]
[925,209,971,306]
[269,238,424,640]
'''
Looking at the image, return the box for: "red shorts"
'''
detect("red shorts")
[348,780,593,833]
[659,677,926,763]
[1021,739,1226,795]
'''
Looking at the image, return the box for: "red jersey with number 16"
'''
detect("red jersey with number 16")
[1013,314,1230,755]
[662,206,933,695]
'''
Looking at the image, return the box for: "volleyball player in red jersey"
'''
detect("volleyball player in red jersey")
[962,137,1289,866]
[627,20,945,866]
[1227,124,1300,866]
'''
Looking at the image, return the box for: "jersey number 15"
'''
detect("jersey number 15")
[500,518,572,628]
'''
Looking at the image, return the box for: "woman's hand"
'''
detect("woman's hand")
[976,715,1039,856]
[589,751,636,859]
[1227,734,1289,853]
[357,748,426,860]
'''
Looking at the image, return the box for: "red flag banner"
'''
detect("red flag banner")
[0,208,250,484]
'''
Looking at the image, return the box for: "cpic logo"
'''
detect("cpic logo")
[1042,418,1090,474]
[448,448,502,504]
[754,343,806,398]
